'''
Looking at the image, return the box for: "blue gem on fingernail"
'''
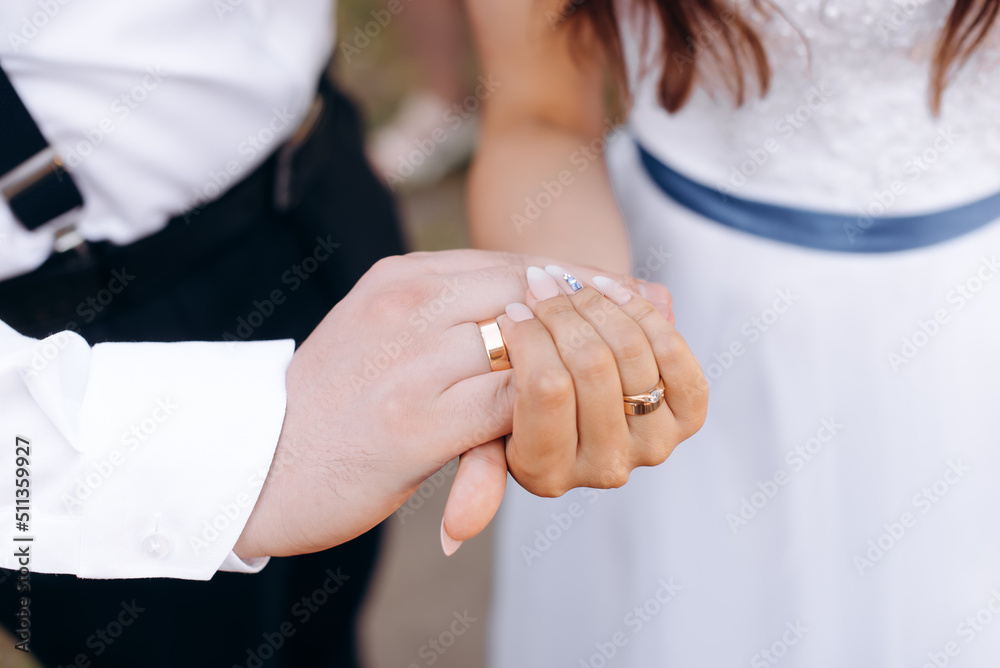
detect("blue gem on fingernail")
[563,273,583,292]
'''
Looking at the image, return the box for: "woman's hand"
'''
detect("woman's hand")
[234,249,684,560]
[441,266,707,554]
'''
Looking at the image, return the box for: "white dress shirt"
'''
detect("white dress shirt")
[0,1,335,578]
[0,0,334,280]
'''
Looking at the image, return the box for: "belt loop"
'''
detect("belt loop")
[52,223,91,262]
[274,90,326,213]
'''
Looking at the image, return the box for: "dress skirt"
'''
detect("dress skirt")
[488,133,1000,667]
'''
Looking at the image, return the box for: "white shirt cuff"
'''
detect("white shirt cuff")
[218,551,271,574]
[0,323,294,580]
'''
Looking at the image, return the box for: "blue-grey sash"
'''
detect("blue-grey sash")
[636,142,1000,253]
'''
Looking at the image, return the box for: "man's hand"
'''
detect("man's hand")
[234,250,698,559]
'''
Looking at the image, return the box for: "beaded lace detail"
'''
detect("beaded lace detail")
[626,0,1000,212]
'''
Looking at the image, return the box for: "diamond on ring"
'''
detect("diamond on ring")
[563,273,583,292]
[623,378,666,416]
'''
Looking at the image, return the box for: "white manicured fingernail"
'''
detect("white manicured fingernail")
[441,518,463,557]
[544,265,566,279]
[593,276,632,305]
[505,303,534,322]
[526,266,561,301]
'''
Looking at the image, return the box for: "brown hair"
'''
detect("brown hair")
[567,0,1000,114]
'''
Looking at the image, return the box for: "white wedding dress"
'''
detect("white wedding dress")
[489,1,1000,666]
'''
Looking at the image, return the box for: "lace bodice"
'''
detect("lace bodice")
[626,0,1000,213]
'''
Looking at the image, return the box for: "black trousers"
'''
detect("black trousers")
[0,78,405,667]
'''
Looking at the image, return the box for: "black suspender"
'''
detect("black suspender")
[0,61,83,231]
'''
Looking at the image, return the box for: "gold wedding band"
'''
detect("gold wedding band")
[623,378,666,415]
[478,318,511,372]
